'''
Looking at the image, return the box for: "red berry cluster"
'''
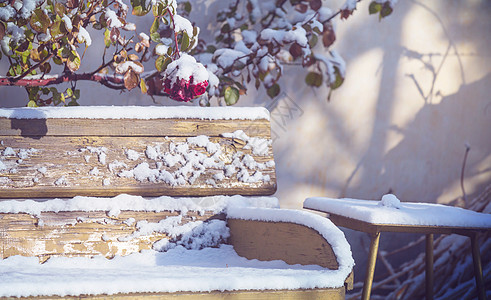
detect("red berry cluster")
[163,76,209,102]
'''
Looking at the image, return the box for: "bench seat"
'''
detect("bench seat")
[0,196,354,299]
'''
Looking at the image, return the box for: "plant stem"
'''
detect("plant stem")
[167,8,180,58]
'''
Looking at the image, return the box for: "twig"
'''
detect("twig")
[167,8,180,58]
[0,73,125,89]
[12,53,55,82]
[460,143,471,207]
[378,251,401,285]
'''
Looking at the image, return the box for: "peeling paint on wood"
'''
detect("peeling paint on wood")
[0,210,222,261]
[0,118,276,198]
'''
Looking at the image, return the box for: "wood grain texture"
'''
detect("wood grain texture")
[0,121,276,198]
[0,118,271,137]
[227,218,339,270]
[9,288,346,300]
[0,210,223,261]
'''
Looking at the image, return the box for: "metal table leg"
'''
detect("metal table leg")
[425,234,434,300]
[362,231,381,300]
[470,233,486,300]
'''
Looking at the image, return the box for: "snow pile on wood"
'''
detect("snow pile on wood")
[0,194,279,217]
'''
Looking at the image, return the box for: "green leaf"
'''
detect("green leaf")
[221,23,230,34]
[140,78,148,94]
[152,2,165,16]
[155,55,171,72]
[73,89,80,100]
[30,8,51,33]
[330,67,344,90]
[380,3,393,19]
[52,90,61,103]
[104,28,111,48]
[67,100,79,106]
[150,32,161,43]
[369,2,382,14]
[27,100,38,107]
[183,2,192,13]
[224,86,239,105]
[309,34,318,48]
[305,72,323,87]
[51,20,65,39]
[53,56,63,65]
[206,45,216,53]
[54,3,66,16]
[132,4,149,16]
[181,32,190,51]
[267,84,280,99]
[66,88,73,97]
[66,50,81,72]
[150,17,159,34]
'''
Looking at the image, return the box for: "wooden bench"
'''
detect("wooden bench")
[0,106,354,299]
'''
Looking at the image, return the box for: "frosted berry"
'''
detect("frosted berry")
[163,54,209,102]
[163,76,209,102]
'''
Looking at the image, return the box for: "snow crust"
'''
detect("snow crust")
[0,106,270,120]
[0,194,279,217]
[0,245,347,297]
[304,196,491,228]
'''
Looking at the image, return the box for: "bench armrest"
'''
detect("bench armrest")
[227,207,354,288]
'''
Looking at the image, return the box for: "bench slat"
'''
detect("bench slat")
[0,121,276,198]
[0,118,271,137]
[21,288,346,299]
[0,210,221,261]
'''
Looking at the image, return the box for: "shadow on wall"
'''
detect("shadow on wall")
[343,73,491,205]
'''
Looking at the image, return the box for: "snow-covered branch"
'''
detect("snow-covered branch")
[0,0,398,106]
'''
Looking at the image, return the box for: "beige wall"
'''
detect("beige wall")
[1,0,489,209]
[270,0,491,208]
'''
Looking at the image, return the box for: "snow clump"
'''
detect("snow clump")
[378,194,401,209]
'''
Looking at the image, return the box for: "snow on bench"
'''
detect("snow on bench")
[0,106,354,299]
[0,195,354,298]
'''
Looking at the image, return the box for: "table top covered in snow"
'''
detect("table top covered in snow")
[304,195,491,230]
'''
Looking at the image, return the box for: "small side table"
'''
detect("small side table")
[304,197,491,300]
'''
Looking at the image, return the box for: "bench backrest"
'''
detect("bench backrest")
[0,106,276,198]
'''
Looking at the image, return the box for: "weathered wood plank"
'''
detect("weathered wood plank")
[10,288,346,300]
[227,219,339,270]
[0,210,222,261]
[0,118,271,137]
[0,135,276,198]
